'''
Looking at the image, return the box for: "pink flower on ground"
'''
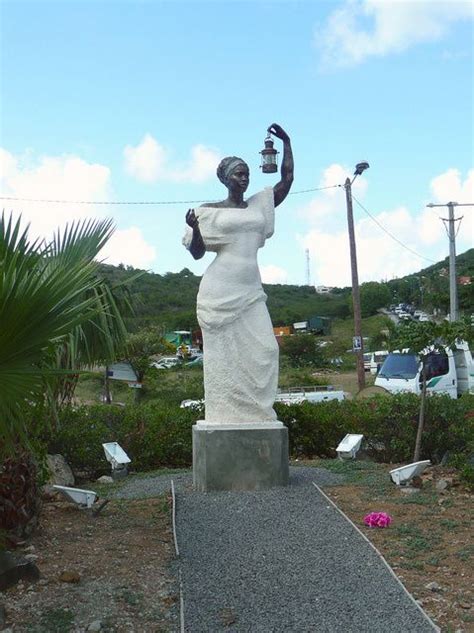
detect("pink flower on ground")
[364,511,392,528]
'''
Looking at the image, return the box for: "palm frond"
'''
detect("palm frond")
[0,213,122,451]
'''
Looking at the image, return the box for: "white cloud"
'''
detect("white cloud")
[298,166,473,286]
[101,226,156,269]
[430,167,474,204]
[124,134,221,184]
[299,163,367,225]
[123,134,167,183]
[0,147,157,268]
[316,0,474,69]
[0,148,111,237]
[260,264,289,284]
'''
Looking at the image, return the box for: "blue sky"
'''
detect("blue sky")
[1,0,473,286]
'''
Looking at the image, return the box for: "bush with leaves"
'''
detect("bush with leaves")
[46,402,200,477]
[41,392,473,480]
[278,393,473,465]
[280,334,328,368]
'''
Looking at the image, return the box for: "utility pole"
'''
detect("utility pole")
[345,161,369,392]
[305,249,311,286]
[426,201,473,321]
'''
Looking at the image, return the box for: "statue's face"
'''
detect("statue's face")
[228,163,249,193]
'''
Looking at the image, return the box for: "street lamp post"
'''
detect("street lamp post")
[345,161,369,392]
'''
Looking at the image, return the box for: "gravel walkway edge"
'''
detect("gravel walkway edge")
[171,480,185,633]
[311,481,440,633]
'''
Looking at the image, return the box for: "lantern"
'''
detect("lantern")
[260,133,278,173]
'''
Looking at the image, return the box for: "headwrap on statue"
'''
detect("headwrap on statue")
[217,156,247,187]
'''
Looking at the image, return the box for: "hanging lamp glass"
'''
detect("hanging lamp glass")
[260,133,279,173]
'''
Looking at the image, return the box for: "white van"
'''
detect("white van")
[375,341,473,398]
[364,350,389,375]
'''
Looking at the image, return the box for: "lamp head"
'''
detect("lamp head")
[354,161,370,176]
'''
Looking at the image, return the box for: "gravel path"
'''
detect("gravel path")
[175,466,437,633]
[112,470,193,499]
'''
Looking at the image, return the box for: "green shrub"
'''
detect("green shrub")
[116,403,198,470]
[47,405,126,476]
[40,393,473,477]
[279,393,474,465]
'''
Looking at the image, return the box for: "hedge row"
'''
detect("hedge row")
[43,393,474,479]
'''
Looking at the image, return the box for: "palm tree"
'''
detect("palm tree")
[0,213,131,539]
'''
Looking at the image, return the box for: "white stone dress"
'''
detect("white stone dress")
[183,187,278,424]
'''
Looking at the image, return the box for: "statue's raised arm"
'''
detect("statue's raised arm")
[267,123,294,208]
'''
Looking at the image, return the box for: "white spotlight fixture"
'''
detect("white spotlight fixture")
[336,434,364,460]
[102,442,131,479]
[390,460,431,486]
[53,485,97,509]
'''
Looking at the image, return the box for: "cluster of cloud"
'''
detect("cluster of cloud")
[123,134,221,184]
[2,145,471,288]
[300,165,473,287]
[0,148,156,269]
[315,0,474,68]
[259,264,289,285]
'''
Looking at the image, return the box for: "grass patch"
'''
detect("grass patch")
[439,518,461,530]
[455,546,473,561]
[394,491,437,506]
[27,608,75,632]
[399,560,425,571]
[393,524,440,554]
[426,554,446,566]
[117,588,144,607]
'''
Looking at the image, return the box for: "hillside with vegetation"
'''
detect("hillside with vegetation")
[98,264,353,331]
[99,248,473,332]
[386,248,473,313]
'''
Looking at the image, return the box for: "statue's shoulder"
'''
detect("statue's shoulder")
[200,201,224,208]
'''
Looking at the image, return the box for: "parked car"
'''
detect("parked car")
[364,350,389,374]
[180,398,204,409]
[186,355,203,367]
[151,356,181,369]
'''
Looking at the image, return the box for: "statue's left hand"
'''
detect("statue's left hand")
[186,208,199,229]
[267,123,290,142]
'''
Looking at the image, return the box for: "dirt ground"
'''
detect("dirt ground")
[319,462,474,633]
[1,462,472,633]
[1,496,179,632]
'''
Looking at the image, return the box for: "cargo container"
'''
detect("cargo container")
[308,316,331,335]
[273,325,293,337]
[293,321,308,332]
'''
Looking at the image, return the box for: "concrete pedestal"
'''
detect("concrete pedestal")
[193,421,289,491]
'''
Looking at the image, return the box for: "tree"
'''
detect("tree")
[0,214,130,538]
[358,282,391,318]
[125,326,174,398]
[390,318,474,461]
[280,334,328,368]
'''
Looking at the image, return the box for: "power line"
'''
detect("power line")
[2,185,452,270]
[0,184,340,206]
[351,193,437,264]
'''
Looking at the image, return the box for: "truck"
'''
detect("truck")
[274,385,345,405]
[374,340,473,399]
[363,350,389,375]
[308,316,331,335]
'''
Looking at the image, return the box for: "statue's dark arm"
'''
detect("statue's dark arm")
[185,209,205,260]
[268,123,294,208]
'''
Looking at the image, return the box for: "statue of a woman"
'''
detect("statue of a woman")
[183,123,294,424]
